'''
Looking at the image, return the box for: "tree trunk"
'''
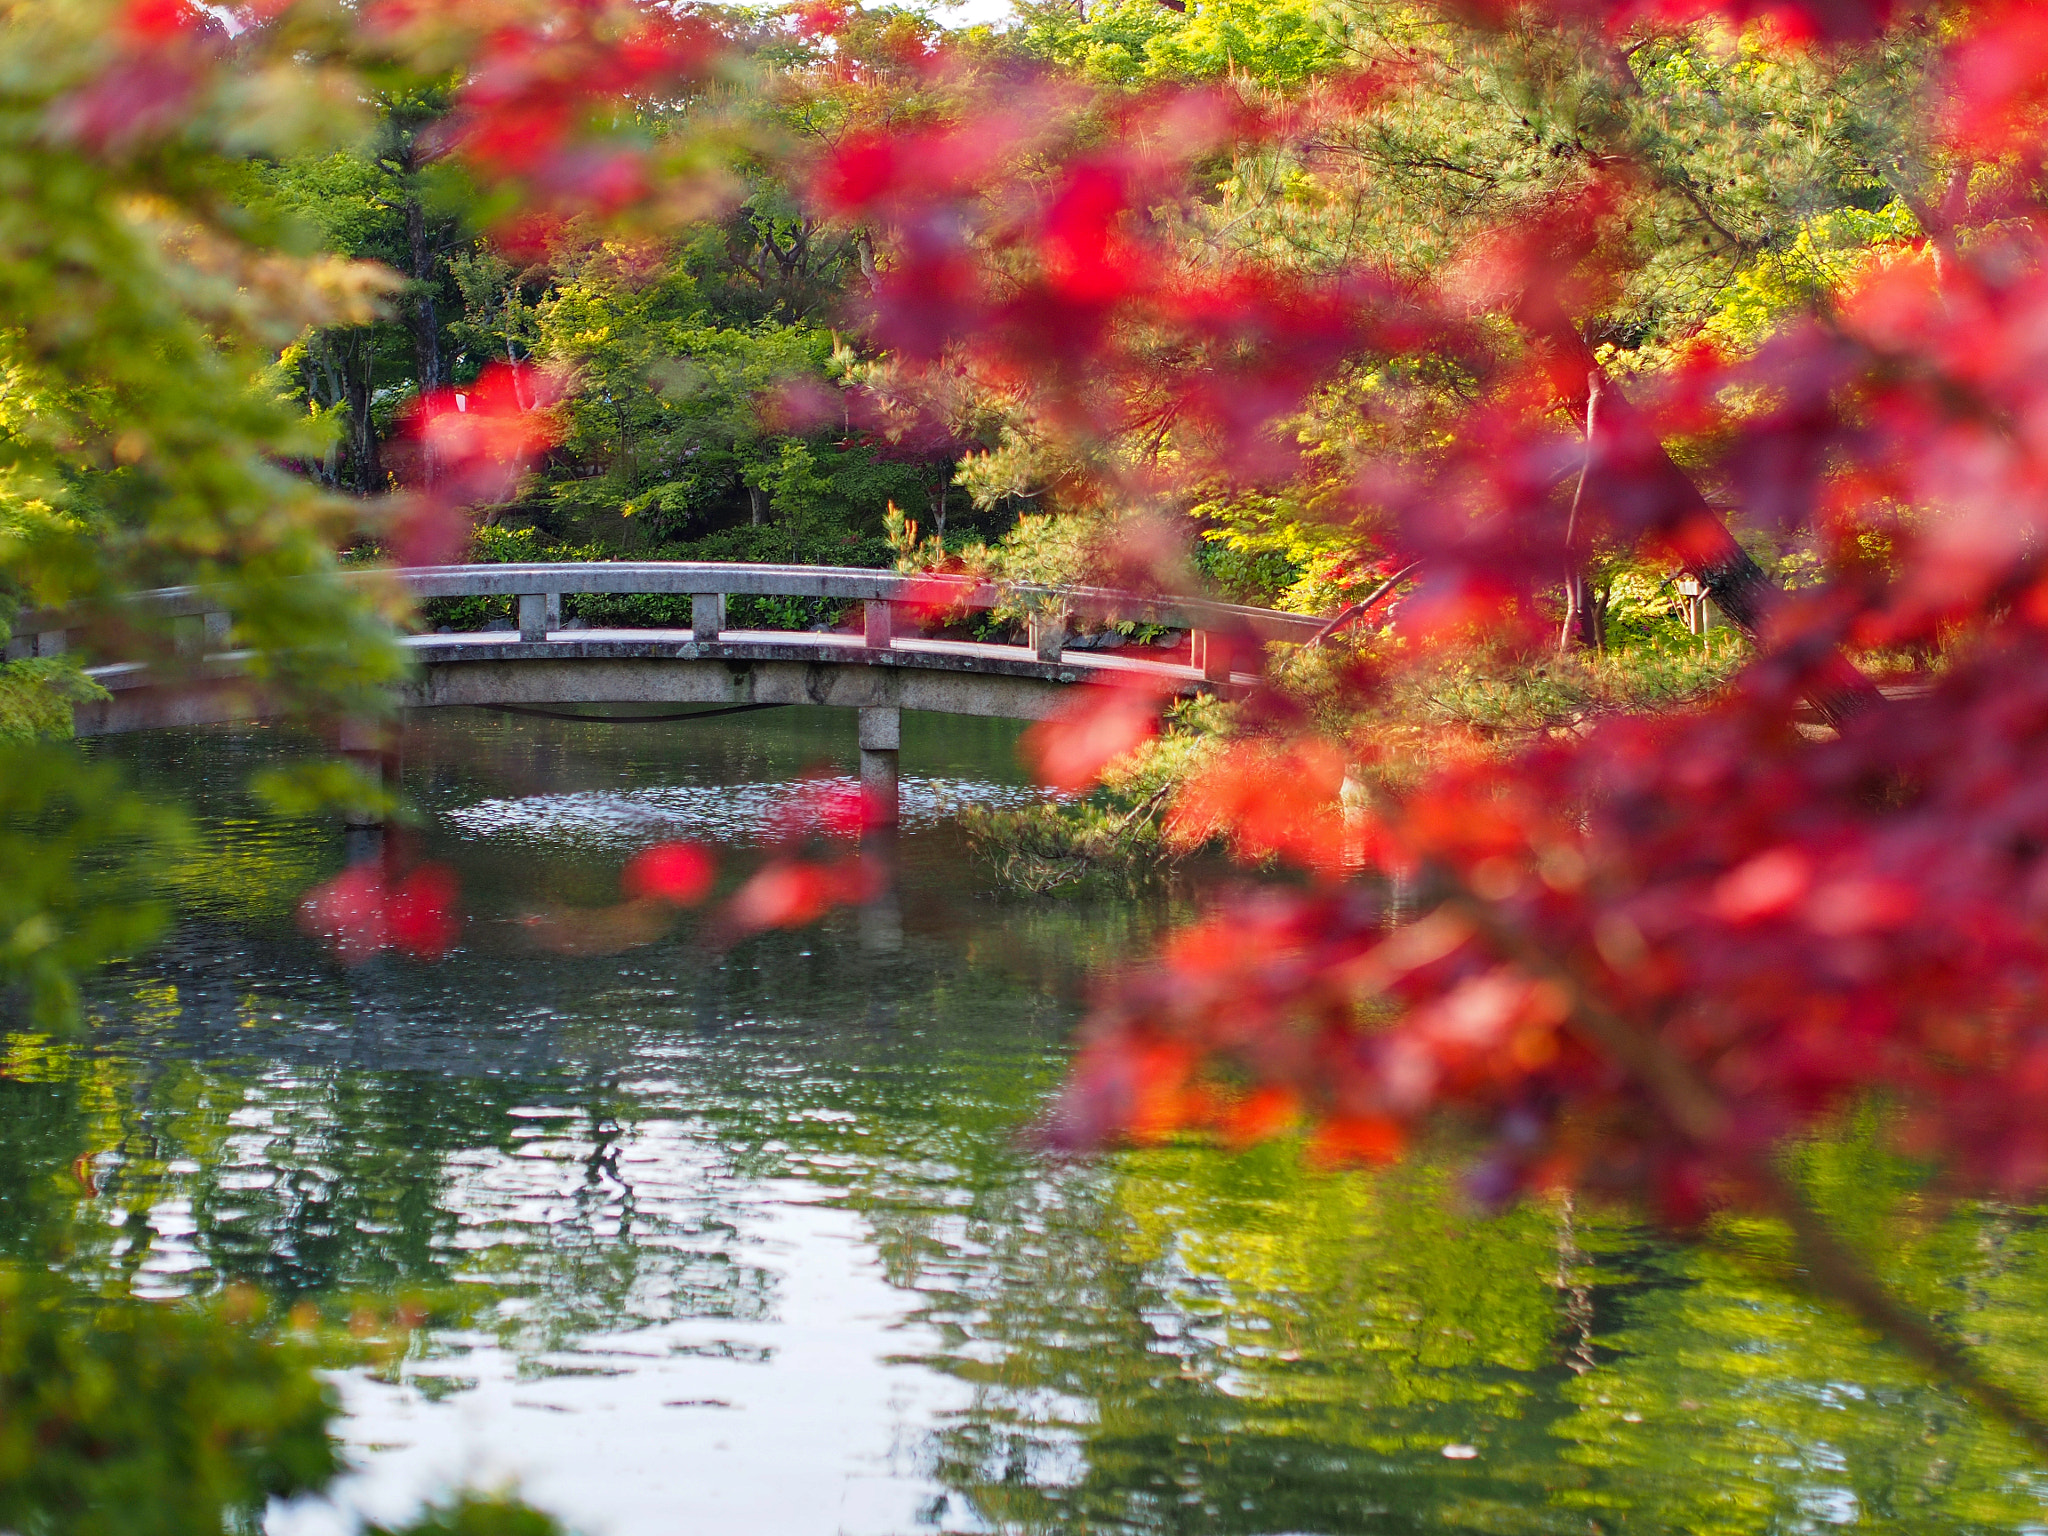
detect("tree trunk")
[403,195,444,395]
[304,342,345,489]
[341,331,382,496]
[1560,376,1603,654]
[748,484,768,527]
[1544,330,1881,724]
[1560,570,1601,652]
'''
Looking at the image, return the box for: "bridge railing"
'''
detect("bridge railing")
[7,561,1329,682]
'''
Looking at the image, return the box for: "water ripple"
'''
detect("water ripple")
[442,775,1050,848]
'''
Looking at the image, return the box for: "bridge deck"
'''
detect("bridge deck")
[404,626,1229,685]
[74,624,1250,738]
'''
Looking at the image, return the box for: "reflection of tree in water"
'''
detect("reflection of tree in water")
[49,934,2048,1534]
[35,919,2048,1536]
[48,944,766,1342]
[873,1140,2048,1534]
[874,1150,1582,1534]
[47,892,1085,1351]
[1549,1135,2048,1535]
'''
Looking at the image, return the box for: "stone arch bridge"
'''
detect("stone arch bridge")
[11,562,1329,822]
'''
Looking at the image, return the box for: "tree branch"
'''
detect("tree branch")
[1538,327,1884,726]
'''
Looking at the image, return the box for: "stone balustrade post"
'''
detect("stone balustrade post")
[1193,629,1237,684]
[517,592,559,642]
[864,599,894,650]
[6,627,67,661]
[691,592,725,641]
[1028,607,1066,663]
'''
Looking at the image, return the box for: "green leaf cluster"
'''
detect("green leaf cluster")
[0,746,184,1030]
[1015,0,1353,87]
[0,1266,340,1536]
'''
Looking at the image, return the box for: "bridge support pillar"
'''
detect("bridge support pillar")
[859,705,900,827]
[338,718,394,830]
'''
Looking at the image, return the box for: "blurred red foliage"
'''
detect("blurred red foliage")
[389,361,565,563]
[438,0,725,237]
[1020,680,1171,794]
[621,842,717,905]
[298,861,461,964]
[721,856,873,934]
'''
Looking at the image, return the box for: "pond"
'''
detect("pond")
[18,709,2048,1533]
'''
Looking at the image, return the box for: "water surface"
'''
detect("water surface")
[21,707,2048,1534]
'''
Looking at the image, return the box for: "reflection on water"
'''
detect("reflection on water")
[19,709,2047,1532]
[444,776,1050,848]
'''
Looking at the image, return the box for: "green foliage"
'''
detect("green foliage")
[253,151,408,265]
[0,0,406,708]
[966,697,1228,892]
[0,746,184,1030]
[0,0,425,1018]
[963,797,1170,895]
[0,660,107,743]
[0,1266,340,1536]
[1596,558,1693,647]
[1015,0,1352,87]
[513,238,949,548]
[968,509,1098,587]
[1698,201,1923,354]
[368,1495,568,1536]
[449,249,544,379]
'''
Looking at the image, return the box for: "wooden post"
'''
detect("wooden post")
[691,592,725,641]
[864,599,894,650]
[859,705,900,828]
